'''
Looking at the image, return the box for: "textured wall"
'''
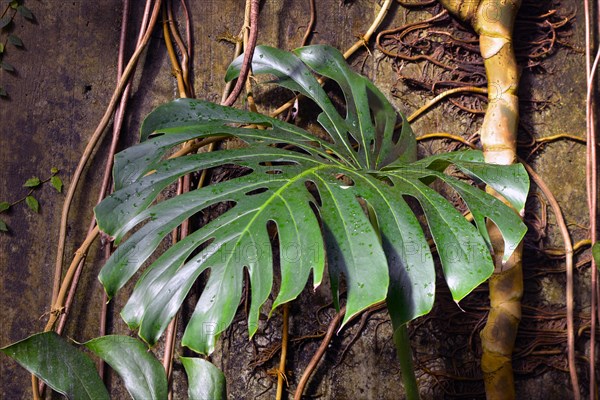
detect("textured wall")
[0,0,590,399]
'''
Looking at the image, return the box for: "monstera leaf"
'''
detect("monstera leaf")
[94,45,528,354]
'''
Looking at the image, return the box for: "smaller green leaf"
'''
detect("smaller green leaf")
[592,242,600,268]
[17,5,33,20]
[23,177,41,187]
[51,167,59,174]
[84,336,167,400]
[0,43,4,53]
[9,1,19,10]
[1,61,15,72]
[0,15,11,29]
[50,175,63,192]
[25,196,38,212]
[0,218,8,232]
[0,87,7,97]
[1,332,109,400]
[181,357,226,400]
[0,201,10,213]
[8,34,23,47]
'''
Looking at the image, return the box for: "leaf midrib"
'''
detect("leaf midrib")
[222,164,327,264]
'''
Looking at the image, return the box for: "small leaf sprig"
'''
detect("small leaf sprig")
[0,0,34,97]
[0,167,62,232]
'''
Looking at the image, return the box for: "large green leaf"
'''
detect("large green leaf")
[0,332,109,400]
[95,45,528,355]
[84,336,167,400]
[181,357,226,400]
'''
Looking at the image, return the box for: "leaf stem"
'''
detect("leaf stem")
[392,323,420,400]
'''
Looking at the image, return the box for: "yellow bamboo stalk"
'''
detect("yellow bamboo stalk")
[437,1,523,399]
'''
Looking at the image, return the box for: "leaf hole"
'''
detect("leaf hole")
[265,169,283,175]
[346,132,359,149]
[258,161,297,167]
[335,174,355,187]
[305,181,322,207]
[378,176,394,187]
[392,119,404,144]
[245,187,269,196]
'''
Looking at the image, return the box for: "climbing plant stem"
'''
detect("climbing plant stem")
[45,226,101,332]
[51,0,163,306]
[222,0,259,106]
[519,158,578,399]
[407,86,487,123]
[343,0,392,58]
[163,5,187,97]
[294,307,345,400]
[584,2,599,395]
[276,303,290,400]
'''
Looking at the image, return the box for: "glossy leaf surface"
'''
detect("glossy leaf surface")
[95,45,528,354]
[181,357,226,400]
[84,335,167,400]
[1,332,109,400]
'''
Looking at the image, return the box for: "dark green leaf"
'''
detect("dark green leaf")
[1,332,109,400]
[8,34,23,47]
[0,218,7,232]
[51,175,63,192]
[0,201,10,212]
[0,87,7,97]
[17,5,33,19]
[1,60,15,72]
[0,15,11,29]
[25,195,38,212]
[10,1,19,10]
[84,336,167,400]
[23,177,41,187]
[181,357,226,400]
